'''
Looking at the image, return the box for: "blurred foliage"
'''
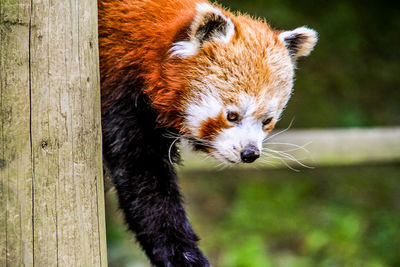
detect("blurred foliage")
[107,163,400,267]
[217,0,400,128]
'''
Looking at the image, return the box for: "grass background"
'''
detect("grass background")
[107,164,400,267]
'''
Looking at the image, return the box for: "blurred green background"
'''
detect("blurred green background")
[107,165,400,267]
[106,1,400,266]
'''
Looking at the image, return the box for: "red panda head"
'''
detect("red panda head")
[165,3,318,164]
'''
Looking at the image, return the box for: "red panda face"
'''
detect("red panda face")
[169,3,317,164]
[183,92,288,163]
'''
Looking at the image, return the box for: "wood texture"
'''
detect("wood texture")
[0,0,107,266]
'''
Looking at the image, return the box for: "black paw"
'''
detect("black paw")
[182,248,210,267]
[151,246,210,267]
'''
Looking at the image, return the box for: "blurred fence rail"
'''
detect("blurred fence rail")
[178,127,400,171]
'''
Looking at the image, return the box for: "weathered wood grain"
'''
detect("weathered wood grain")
[0,1,33,266]
[0,0,107,266]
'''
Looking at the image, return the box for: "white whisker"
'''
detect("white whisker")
[263,117,295,142]
[168,136,181,165]
[257,158,276,167]
[264,141,312,153]
[262,147,313,169]
[261,151,300,172]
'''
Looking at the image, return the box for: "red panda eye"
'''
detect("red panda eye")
[227,111,239,122]
[263,117,273,126]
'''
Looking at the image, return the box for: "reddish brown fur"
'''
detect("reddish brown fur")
[99,0,205,128]
[199,112,231,140]
[98,0,293,131]
[263,122,276,133]
[98,0,316,139]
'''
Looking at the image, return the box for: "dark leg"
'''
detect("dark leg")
[102,93,209,267]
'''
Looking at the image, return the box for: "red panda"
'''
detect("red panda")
[99,0,317,266]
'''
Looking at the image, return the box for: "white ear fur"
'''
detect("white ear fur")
[170,3,235,58]
[279,26,318,58]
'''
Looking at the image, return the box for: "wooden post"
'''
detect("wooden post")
[0,0,108,266]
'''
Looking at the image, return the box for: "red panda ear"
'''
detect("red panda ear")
[279,27,318,59]
[170,3,235,58]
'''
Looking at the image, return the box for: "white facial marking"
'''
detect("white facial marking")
[185,93,222,136]
[238,94,258,116]
[268,97,279,113]
[266,97,283,120]
[209,95,266,163]
[212,116,265,163]
[185,92,287,163]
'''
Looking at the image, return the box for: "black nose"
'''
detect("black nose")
[240,145,260,163]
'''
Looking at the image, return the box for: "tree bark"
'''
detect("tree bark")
[0,0,107,266]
